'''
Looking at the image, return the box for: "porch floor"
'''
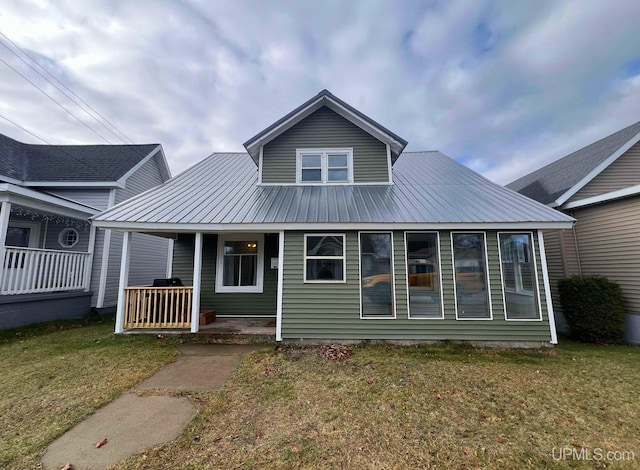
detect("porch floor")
[199,317,276,336]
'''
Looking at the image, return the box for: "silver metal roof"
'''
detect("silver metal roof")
[93,151,574,230]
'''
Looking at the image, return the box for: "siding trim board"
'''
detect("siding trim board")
[496,231,543,322]
[538,230,558,344]
[404,231,445,320]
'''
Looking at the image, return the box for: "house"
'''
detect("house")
[507,121,640,344]
[0,132,172,328]
[93,90,573,345]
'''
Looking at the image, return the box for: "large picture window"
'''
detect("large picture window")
[360,232,395,318]
[406,232,443,319]
[296,149,353,184]
[304,234,345,282]
[498,233,541,320]
[452,232,491,319]
[215,234,264,293]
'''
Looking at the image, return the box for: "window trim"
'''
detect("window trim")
[451,231,493,321]
[215,233,265,293]
[58,227,80,249]
[303,233,346,283]
[296,148,354,185]
[497,231,543,321]
[359,231,396,320]
[6,221,41,248]
[404,231,444,320]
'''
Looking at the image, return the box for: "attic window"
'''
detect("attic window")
[296,149,353,184]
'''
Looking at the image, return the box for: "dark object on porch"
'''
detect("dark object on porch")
[152,278,184,287]
[199,310,216,325]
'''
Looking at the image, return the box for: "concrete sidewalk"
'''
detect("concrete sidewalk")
[41,344,268,470]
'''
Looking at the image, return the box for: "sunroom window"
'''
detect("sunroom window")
[498,233,541,320]
[215,234,264,293]
[451,232,491,319]
[297,149,353,184]
[304,234,345,282]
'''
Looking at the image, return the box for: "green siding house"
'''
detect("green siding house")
[94,90,574,346]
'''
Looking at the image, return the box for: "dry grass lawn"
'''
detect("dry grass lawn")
[113,340,639,470]
[0,317,177,469]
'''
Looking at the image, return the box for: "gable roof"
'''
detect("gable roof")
[0,132,166,185]
[93,150,573,231]
[243,90,408,165]
[506,120,640,206]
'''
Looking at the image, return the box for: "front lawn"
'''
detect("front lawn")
[0,317,178,469]
[115,339,639,470]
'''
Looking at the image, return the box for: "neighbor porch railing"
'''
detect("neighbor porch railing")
[123,286,193,329]
[1,247,91,295]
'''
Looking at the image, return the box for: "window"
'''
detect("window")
[6,221,40,248]
[215,234,264,293]
[406,232,443,319]
[304,234,345,282]
[498,233,541,320]
[451,232,491,319]
[296,149,353,184]
[58,228,79,248]
[360,232,395,318]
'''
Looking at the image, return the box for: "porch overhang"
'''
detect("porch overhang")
[0,183,98,219]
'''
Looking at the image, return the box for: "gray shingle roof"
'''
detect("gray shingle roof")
[93,151,573,228]
[0,132,160,183]
[506,120,640,205]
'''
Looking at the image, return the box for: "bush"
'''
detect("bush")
[558,276,625,343]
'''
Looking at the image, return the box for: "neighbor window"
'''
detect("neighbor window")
[498,233,541,320]
[296,149,353,184]
[360,232,395,318]
[406,232,443,319]
[452,232,491,319]
[58,228,79,248]
[215,234,264,293]
[304,234,345,282]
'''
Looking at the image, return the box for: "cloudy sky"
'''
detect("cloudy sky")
[1,0,639,184]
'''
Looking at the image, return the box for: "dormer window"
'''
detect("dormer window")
[296,149,353,184]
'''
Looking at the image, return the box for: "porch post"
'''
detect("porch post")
[538,230,558,345]
[84,223,97,291]
[276,230,284,341]
[190,232,203,333]
[115,231,131,334]
[0,202,10,290]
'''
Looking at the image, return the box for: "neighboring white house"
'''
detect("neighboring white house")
[0,132,173,328]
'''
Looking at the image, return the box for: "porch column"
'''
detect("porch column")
[84,223,97,292]
[276,230,284,341]
[190,232,203,333]
[0,202,10,289]
[538,230,558,345]
[115,231,131,334]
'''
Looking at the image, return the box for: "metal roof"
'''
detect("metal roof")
[506,120,640,205]
[93,151,573,230]
[0,132,162,183]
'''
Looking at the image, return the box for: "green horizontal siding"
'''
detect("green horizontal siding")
[262,107,389,184]
[171,233,277,317]
[281,230,552,342]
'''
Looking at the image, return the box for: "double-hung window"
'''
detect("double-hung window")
[304,234,345,282]
[215,234,264,293]
[296,149,353,184]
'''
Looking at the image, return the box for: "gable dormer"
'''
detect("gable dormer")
[243,90,407,185]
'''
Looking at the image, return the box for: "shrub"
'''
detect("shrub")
[558,276,625,343]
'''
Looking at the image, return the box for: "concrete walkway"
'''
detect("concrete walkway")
[41,344,267,470]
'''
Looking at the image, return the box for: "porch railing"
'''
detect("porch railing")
[1,247,91,295]
[124,286,193,329]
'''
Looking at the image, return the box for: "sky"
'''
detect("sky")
[0,0,639,184]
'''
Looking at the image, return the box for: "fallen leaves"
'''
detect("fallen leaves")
[317,345,352,361]
[61,463,73,470]
[95,437,108,448]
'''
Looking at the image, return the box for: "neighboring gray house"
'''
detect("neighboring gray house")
[507,120,640,344]
[0,132,172,328]
[94,90,573,346]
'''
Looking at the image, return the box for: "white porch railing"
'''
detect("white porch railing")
[1,247,91,295]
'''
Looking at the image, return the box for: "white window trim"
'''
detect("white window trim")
[303,233,346,283]
[451,231,493,320]
[215,233,264,293]
[58,227,80,248]
[497,231,543,321]
[359,231,396,320]
[6,221,40,248]
[296,148,354,185]
[404,231,444,320]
